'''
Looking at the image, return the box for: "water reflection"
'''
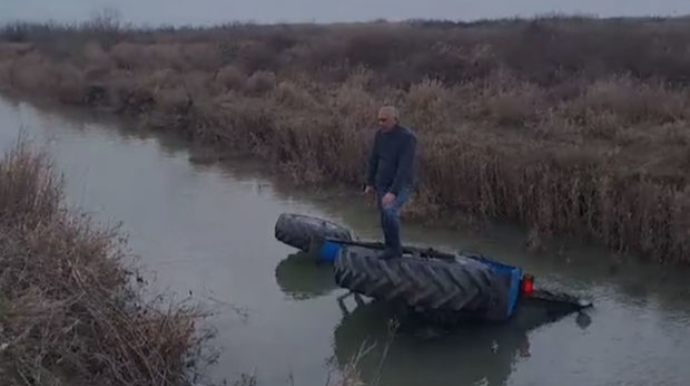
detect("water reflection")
[274,252,339,300]
[329,295,589,386]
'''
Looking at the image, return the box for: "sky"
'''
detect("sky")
[1,0,689,26]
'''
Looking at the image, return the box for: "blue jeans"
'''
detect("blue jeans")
[376,187,410,255]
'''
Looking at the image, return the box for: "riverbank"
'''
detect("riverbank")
[0,140,214,385]
[0,136,370,385]
[1,15,690,263]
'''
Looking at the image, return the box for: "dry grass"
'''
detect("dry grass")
[2,15,690,263]
[0,140,214,385]
[0,139,370,385]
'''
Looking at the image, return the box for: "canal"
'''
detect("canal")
[1,95,689,386]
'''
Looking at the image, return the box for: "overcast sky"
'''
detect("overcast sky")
[1,0,689,26]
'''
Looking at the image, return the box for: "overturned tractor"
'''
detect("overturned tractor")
[274,213,592,325]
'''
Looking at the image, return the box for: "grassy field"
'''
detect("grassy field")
[1,15,690,263]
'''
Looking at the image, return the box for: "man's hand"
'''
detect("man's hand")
[363,185,374,195]
[381,192,396,207]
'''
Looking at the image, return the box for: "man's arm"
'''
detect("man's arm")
[389,133,417,196]
[365,131,380,187]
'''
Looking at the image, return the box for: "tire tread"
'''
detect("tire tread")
[274,213,352,252]
[334,245,499,316]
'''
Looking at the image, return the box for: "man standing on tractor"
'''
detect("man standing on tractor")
[363,106,417,260]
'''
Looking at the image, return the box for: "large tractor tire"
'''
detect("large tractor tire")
[334,245,512,322]
[274,213,353,252]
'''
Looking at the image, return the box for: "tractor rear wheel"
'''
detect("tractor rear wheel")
[333,245,507,319]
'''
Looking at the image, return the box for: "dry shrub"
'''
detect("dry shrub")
[484,90,538,127]
[482,78,545,128]
[343,66,375,89]
[271,116,327,184]
[144,44,188,71]
[180,43,222,71]
[155,86,190,112]
[0,42,34,57]
[237,40,281,72]
[406,78,447,112]
[0,52,87,103]
[214,65,245,92]
[53,62,88,104]
[106,71,156,114]
[245,70,276,95]
[184,94,279,155]
[82,40,113,79]
[109,42,142,69]
[0,142,62,227]
[6,19,690,263]
[404,78,452,133]
[577,109,622,140]
[142,69,208,115]
[339,23,417,71]
[111,43,187,71]
[7,52,49,93]
[82,40,108,63]
[269,81,318,110]
[330,82,379,133]
[331,83,376,115]
[146,85,191,131]
[0,141,212,386]
[660,122,690,147]
[180,71,213,102]
[566,76,690,125]
[145,68,181,91]
[0,61,13,91]
[187,96,246,145]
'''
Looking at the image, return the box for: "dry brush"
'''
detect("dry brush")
[2,16,690,262]
[0,140,214,385]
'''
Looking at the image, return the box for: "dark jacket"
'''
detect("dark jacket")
[365,124,417,195]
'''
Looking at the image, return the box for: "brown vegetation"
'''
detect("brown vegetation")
[2,16,690,263]
[0,135,370,384]
[0,140,213,385]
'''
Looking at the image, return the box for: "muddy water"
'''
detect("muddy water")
[2,94,690,386]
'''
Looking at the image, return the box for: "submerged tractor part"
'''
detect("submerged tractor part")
[273,213,593,324]
[274,252,340,300]
[517,274,593,314]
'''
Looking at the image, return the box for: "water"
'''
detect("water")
[2,94,690,386]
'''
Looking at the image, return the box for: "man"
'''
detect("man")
[364,106,417,259]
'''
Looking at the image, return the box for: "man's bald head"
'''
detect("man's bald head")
[377,106,399,131]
